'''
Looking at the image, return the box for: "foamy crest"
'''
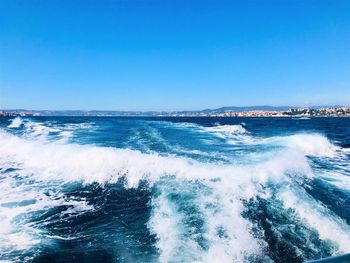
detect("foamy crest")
[0,130,313,187]
[238,133,337,157]
[281,134,337,157]
[320,172,350,190]
[172,122,251,143]
[171,122,338,158]
[8,117,23,128]
[279,189,350,253]
[23,121,61,138]
[198,124,257,145]
[205,124,247,135]
[8,119,96,143]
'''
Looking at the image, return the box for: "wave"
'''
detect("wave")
[170,122,247,135]
[172,122,255,145]
[320,172,350,190]
[208,126,337,158]
[0,130,317,187]
[0,167,93,254]
[0,129,310,260]
[265,133,337,157]
[149,179,265,262]
[8,117,23,128]
[0,121,349,262]
[7,117,96,143]
[279,189,350,252]
[176,122,337,157]
[204,124,247,135]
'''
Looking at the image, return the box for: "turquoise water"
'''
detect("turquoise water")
[0,116,349,263]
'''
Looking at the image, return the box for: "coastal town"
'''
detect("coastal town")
[1,107,350,117]
[0,111,40,117]
[199,107,350,117]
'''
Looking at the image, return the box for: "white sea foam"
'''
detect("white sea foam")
[172,121,337,154]
[0,172,93,253]
[0,130,316,187]
[198,124,258,145]
[23,121,61,138]
[204,124,247,135]
[172,122,248,138]
[277,134,337,157]
[228,132,337,157]
[198,183,265,262]
[183,122,337,158]
[279,189,350,253]
[58,130,74,139]
[0,128,316,261]
[8,119,96,143]
[149,186,190,262]
[149,179,265,263]
[175,123,247,135]
[198,124,250,144]
[0,143,95,255]
[320,172,350,190]
[8,117,23,128]
[0,122,348,261]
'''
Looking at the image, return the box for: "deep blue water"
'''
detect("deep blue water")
[0,116,349,263]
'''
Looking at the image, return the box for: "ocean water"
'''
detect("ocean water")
[0,116,349,263]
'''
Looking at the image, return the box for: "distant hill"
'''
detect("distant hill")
[201,105,292,113]
[1,105,347,116]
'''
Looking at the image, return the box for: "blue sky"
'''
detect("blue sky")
[0,0,349,110]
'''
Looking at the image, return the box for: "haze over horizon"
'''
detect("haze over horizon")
[1,0,349,111]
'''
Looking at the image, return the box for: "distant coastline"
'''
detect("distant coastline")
[1,106,349,117]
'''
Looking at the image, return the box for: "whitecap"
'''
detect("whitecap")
[8,117,23,128]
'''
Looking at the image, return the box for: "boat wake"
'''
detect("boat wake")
[0,117,349,262]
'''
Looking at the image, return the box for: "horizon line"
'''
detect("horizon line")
[1,104,349,112]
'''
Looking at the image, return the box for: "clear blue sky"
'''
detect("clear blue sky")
[0,0,349,110]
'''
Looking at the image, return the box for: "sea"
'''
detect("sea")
[0,116,349,263]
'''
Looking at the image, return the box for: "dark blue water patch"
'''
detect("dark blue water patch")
[29,182,159,263]
[341,143,350,148]
[0,167,20,173]
[242,196,334,263]
[33,250,113,263]
[139,117,350,140]
[304,178,350,224]
[308,253,350,263]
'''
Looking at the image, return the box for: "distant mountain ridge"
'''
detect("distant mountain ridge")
[202,105,348,113]
[201,105,292,113]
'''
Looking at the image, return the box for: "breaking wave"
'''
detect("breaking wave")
[204,124,247,135]
[8,117,23,128]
